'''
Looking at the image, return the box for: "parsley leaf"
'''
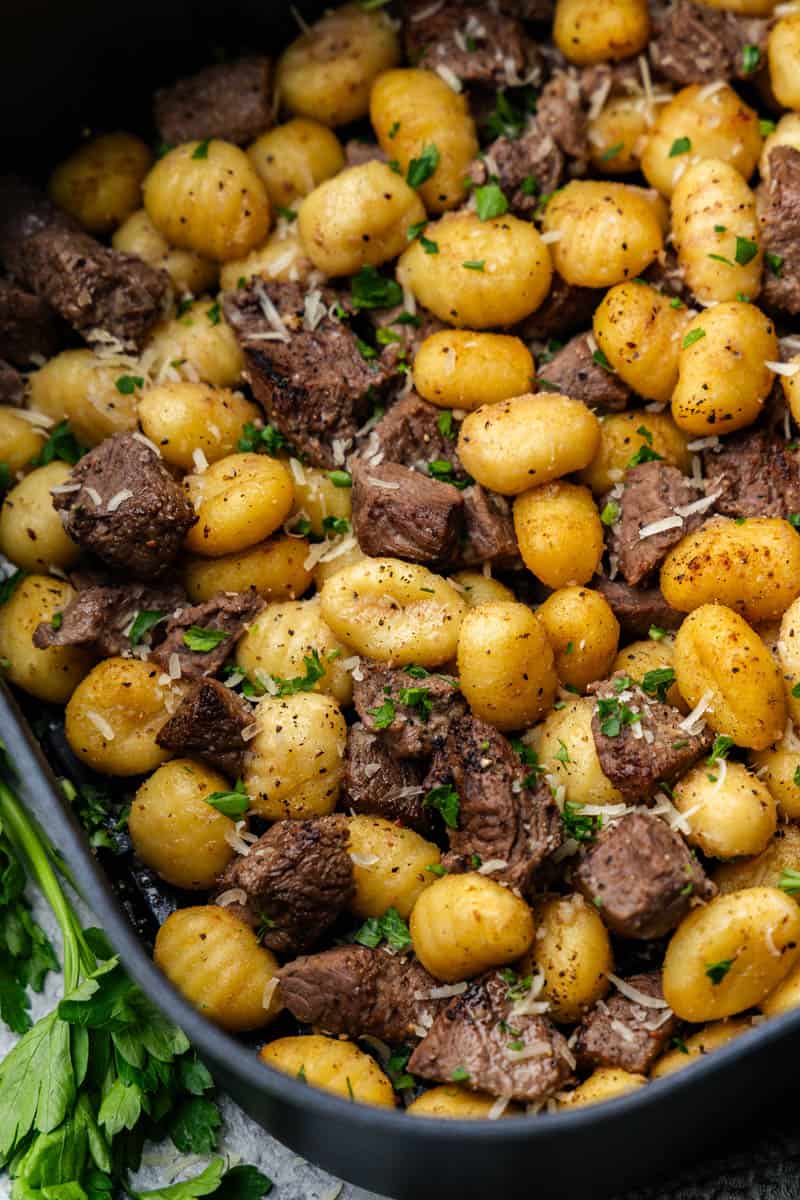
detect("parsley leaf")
[600,142,624,161]
[350,265,403,310]
[742,43,761,73]
[31,420,86,467]
[423,784,460,829]
[707,735,734,768]
[669,136,691,157]
[779,868,800,895]
[766,251,783,277]
[271,649,326,697]
[204,779,249,818]
[562,801,602,844]
[475,182,509,221]
[237,422,289,456]
[734,236,758,266]
[191,139,211,160]
[115,375,144,395]
[683,328,706,349]
[406,144,440,188]
[182,626,229,653]
[601,500,620,526]
[128,610,166,647]
[327,470,352,488]
[641,667,676,702]
[0,569,26,607]
[705,959,734,985]
[354,907,412,952]
[368,698,396,730]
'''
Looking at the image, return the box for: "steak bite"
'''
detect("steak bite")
[223,280,395,468]
[0,279,63,365]
[342,724,430,832]
[351,460,464,565]
[154,57,273,146]
[278,945,446,1042]
[0,178,167,351]
[353,663,466,759]
[606,462,708,587]
[703,429,800,519]
[150,590,264,680]
[573,810,715,939]
[574,972,678,1075]
[535,71,590,165]
[367,392,466,475]
[51,433,196,576]
[156,677,253,778]
[404,2,541,88]
[516,274,603,344]
[595,577,683,639]
[590,672,713,799]
[426,715,562,892]
[538,333,631,411]
[757,147,800,315]
[0,359,24,407]
[32,577,185,658]
[215,816,354,955]
[408,971,574,1103]
[650,0,767,86]
[469,119,563,217]
[460,485,519,568]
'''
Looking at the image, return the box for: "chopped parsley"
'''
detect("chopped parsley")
[742,44,761,74]
[406,144,440,189]
[322,515,350,535]
[672,1036,690,1055]
[735,236,758,266]
[237,421,288,455]
[628,442,664,467]
[760,118,776,137]
[423,784,460,829]
[204,779,249,818]
[596,695,638,738]
[669,136,691,157]
[562,801,602,844]
[521,174,539,196]
[276,205,297,221]
[327,469,352,487]
[183,626,229,652]
[779,868,800,896]
[271,650,326,697]
[475,182,509,221]
[354,907,412,952]
[437,410,456,439]
[554,739,571,765]
[792,682,800,699]
[601,500,620,526]
[705,959,734,985]
[31,420,86,467]
[463,260,485,271]
[389,120,401,139]
[500,968,532,1002]
[386,1047,415,1092]
[1,571,27,610]
[708,253,734,266]
[350,265,403,310]
[766,252,784,277]
[398,686,433,719]
[451,1067,470,1083]
[128,610,166,646]
[600,142,624,161]
[50,611,63,632]
[641,667,676,702]
[115,374,144,395]
[707,735,734,768]
[483,88,537,141]
[368,698,396,730]
[206,301,221,326]
[649,625,667,641]
[191,138,211,159]
[682,328,706,349]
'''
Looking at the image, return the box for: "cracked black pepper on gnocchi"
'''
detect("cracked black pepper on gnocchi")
[1,0,800,1119]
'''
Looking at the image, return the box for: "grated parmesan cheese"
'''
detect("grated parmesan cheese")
[766,360,800,377]
[488,1094,512,1121]
[86,710,115,740]
[673,491,720,518]
[540,230,563,244]
[106,488,132,512]
[638,514,684,539]
[216,887,247,907]
[435,63,463,92]
[608,973,669,1008]
[697,79,727,101]
[679,689,713,734]
[262,977,280,1010]
[84,487,102,507]
[477,858,509,874]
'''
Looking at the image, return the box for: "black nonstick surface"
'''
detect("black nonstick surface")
[3,6,800,1198]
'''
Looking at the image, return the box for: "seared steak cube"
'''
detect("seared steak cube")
[408,971,574,1103]
[573,972,678,1075]
[573,810,715,939]
[757,147,800,315]
[606,462,708,587]
[156,677,253,778]
[223,280,394,468]
[0,360,24,407]
[426,715,562,892]
[278,945,446,1042]
[516,274,603,344]
[595,577,683,640]
[150,590,264,680]
[154,58,272,146]
[351,460,464,565]
[460,485,519,568]
[0,279,63,365]
[215,815,354,955]
[353,663,466,759]
[703,429,800,519]
[51,434,196,576]
[535,72,589,164]
[469,118,562,217]
[367,392,466,475]
[590,672,713,799]
[539,333,631,412]
[343,724,430,832]
[650,0,767,86]
[33,578,184,658]
[404,2,541,88]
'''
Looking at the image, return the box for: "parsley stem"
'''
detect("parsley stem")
[0,779,94,986]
